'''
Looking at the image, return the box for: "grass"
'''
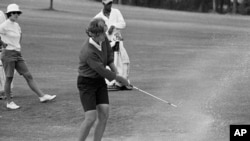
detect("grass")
[1,0,250,141]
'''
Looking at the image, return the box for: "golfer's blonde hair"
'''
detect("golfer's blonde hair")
[86,18,106,37]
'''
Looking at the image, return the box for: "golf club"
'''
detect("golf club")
[132,85,177,107]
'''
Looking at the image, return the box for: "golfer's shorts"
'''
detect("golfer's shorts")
[1,50,29,77]
[77,76,109,111]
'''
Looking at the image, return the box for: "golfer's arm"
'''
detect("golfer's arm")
[87,55,116,81]
[108,62,118,74]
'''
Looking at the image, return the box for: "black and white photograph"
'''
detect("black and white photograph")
[1,0,250,141]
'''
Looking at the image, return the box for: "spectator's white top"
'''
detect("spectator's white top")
[94,8,126,41]
[0,11,6,24]
[102,0,113,4]
[0,19,21,51]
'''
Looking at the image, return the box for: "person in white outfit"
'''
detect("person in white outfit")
[94,0,132,90]
[0,10,14,100]
[0,10,5,23]
[0,4,56,110]
[0,10,6,99]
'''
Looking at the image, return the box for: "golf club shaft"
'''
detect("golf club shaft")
[133,86,177,107]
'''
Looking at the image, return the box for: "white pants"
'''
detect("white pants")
[0,54,14,93]
[0,64,5,92]
[106,41,130,86]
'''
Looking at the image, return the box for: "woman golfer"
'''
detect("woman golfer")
[77,18,129,141]
[0,4,56,110]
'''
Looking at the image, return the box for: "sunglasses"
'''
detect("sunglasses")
[11,12,21,15]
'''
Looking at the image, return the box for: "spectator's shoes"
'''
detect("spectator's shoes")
[0,92,13,100]
[0,95,6,100]
[6,101,20,110]
[39,94,56,103]
[0,95,14,100]
[0,92,5,100]
[10,93,14,98]
[0,96,6,100]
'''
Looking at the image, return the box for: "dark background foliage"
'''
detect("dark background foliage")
[92,0,250,15]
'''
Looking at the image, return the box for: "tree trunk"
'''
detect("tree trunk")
[127,0,134,5]
[49,0,54,10]
[232,0,237,14]
[218,0,224,13]
[198,0,205,12]
[118,0,122,4]
[213,0,217,12]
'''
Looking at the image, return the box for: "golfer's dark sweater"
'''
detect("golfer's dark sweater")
[78,37,116,81]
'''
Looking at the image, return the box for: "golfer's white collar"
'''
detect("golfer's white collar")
[89,38,102,51]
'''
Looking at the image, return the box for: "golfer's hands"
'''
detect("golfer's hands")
[108,25,115,35]
[115,75,129,86]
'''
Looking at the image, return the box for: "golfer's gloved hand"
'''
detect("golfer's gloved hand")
[115,75,129,86]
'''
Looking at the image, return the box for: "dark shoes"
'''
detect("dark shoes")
[0,95,5,100]
[0,92,5,100]
[119,85,133,90]
[0,92,14,100]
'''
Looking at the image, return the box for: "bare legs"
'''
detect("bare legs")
[22,72,44,97]
[4,77,13,103]
[78,104,109,141]
[93,105,109,141]
[5,72,45,103]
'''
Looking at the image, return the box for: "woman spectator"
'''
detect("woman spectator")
[0,4,56,110]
